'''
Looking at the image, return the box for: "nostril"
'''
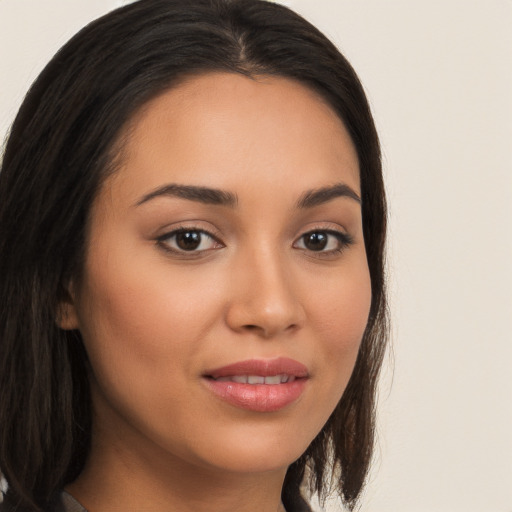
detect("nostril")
[240,322,299,338]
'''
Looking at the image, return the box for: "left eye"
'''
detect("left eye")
[158,229,221,253]
[294,230,351,252]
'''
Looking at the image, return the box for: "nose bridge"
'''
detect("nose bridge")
[226,239,303,337]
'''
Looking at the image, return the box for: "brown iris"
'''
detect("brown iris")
[176,231,202,251]
[303,232,328,251]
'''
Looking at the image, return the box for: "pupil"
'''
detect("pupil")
[305,232,327,251]
[176,231,201,251]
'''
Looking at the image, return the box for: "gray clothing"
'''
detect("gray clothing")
[48,490,312,512]
[50,492,87,512]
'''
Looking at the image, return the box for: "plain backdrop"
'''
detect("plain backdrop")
[1,1,511,511]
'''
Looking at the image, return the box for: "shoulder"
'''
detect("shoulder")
[46,492,87,512]
[0,491,87,512]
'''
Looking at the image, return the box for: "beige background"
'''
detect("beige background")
[1,1,511,511]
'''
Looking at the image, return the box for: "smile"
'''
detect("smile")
[212,374,296,384]
[203,358,308,412]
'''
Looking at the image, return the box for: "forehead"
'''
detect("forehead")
[105,72,360,206]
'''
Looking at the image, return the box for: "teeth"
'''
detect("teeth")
[247,375,265,384]
[214,374,295,385]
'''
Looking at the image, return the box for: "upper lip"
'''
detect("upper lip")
[204,357,309,379]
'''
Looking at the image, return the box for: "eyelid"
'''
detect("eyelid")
[153,222,354,258]
[293,225,354,255]
[156,224,225,255]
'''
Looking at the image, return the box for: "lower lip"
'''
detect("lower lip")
[204,378,307,412]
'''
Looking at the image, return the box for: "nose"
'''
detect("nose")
[224,247,305,338]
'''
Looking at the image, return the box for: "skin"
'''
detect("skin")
[60,73,371,512]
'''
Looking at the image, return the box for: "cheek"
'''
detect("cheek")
[308,258,372,385]
[73,254,230,453]
[75,247,226,393]
[313,254,371,333]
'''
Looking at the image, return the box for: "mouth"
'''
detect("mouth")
[203,358,309,412]
[209,374,298,384]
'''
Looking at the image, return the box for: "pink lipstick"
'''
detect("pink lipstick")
[203,357,309,412]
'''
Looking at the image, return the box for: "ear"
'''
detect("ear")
[56,281,80,330]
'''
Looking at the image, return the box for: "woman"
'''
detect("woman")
[0,1,388,511]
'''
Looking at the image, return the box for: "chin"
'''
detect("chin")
[175,417,320,475]
[196,444,304,475]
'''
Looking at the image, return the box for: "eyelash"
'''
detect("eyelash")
[294,228,354,257]
[156,225,354,258]
[156,226,223,256]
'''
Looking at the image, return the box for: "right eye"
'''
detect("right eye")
[157,228,223,254]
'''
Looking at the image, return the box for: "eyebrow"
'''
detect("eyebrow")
[135,184,238,207]
[135,182,360,209]
[297,183,361,208]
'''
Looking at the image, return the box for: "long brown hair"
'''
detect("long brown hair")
[0,1,388,510]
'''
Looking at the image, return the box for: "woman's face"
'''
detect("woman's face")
[63,73,371,476]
